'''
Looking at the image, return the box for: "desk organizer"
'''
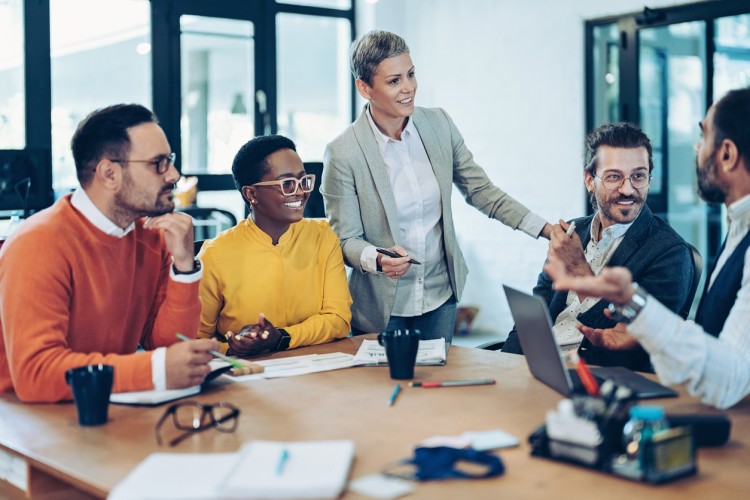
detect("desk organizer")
[528,395,697,484]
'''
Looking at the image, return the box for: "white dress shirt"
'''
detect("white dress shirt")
[71,188,201,391]
[628,194,750,408]
[553,215,631,349]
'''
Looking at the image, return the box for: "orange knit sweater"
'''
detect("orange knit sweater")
[0,196,201,402]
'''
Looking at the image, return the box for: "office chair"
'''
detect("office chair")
[680,243,703,319]
[180,207,238,241]
[479,243,704,352]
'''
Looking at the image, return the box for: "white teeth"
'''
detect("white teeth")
[398,97,412,104]
[284,201,302,208]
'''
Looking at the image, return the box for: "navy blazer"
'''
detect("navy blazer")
[503,205,693,372]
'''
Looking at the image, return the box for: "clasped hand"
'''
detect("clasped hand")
[225,313,281,357]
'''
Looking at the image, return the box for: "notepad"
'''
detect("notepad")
[110,365,231,406]
[219,440,355,499]
[352,338,447,366]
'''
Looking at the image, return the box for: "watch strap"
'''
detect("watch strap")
[276,328,291,351]
[173,258,201,275]
[607,283,648,324]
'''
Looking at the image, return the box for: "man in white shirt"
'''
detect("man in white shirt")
[545,87,750,409]
[503,123,693,372]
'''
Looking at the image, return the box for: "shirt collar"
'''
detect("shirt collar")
[590,213,633,243]
[365,104,414,147]
[71,188,135,238]
[727,193,750,227]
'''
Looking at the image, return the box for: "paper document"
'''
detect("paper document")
[255,352,356,379]
[352,338,447,366]
[220,440,355,499]
[109,453,236,500]
[110,365,231,406]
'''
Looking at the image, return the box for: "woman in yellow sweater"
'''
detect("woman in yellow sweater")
[197,135,352,356]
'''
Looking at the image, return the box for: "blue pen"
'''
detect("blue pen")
[276,448,289,475]
[388,383,401,406]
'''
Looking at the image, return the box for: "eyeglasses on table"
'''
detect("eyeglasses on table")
[155,401,240,447]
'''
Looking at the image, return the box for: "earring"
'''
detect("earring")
[250,199,257,205]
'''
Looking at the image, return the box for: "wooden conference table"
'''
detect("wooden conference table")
[0,335,748,499]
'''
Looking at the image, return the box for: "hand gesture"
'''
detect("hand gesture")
[577,321,639,351]
[548,220,591,278]
[226,313,281,357]
[144,212,195,271]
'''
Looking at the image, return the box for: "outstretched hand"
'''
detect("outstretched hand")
[545,254,637,305]
[577,321,639,351]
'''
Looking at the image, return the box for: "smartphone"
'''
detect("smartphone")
[376,248,421,265]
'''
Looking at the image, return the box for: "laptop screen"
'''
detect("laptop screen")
[503,284,575,396]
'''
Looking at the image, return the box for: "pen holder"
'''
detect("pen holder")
[530,392,697,484]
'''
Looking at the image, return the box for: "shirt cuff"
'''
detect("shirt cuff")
[151,347,167,391]
[518,212,547,238]
[170,257,203,283]
[360,245,380,274]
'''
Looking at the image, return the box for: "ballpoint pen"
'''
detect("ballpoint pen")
[376,248,421,265]
[388,383,401,406]
[565,221,577,238]
[175,333,245,370]
[276,448,289,475]
[408,379,496,388]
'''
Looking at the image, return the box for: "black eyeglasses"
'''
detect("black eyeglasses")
[155,401,240,446]
[110,152,176,175]
[251,173,316,196]
[594,171,651,191]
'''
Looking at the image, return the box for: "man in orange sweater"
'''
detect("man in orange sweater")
[0,104,220,403]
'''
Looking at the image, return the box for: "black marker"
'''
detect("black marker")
[376,248,421,265]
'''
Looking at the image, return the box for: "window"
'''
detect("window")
[276,13,352,161]
[50,0,151,193]
[0,0,25,149]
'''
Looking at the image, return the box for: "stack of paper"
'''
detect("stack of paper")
[220,440,355,499]
[352,338,447,366]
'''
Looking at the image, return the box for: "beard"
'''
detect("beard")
[596,191,645,225]
[696,154,727,204]
[115,173,176,219]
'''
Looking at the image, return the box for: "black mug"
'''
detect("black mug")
[65,364,114,426]
[378,329,421,380]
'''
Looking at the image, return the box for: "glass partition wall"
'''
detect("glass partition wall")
[586,2,750,313]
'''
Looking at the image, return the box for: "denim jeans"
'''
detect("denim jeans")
[384,296,457,345]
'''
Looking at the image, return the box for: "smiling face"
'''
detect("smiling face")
[584,145,650,230]
[245,148,309,240]
[357,53,417,127]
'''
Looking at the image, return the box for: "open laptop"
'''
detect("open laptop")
[503,284,677,399]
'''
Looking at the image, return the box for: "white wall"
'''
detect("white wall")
[355,0,696,338]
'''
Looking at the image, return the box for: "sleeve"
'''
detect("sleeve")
[634,242,693,316]
[442,108,537,231]
[0,233,153,403]
[321,142,373,273]
[285,226,353,348]
[140,242,202,350]
[629,247,750,409]
[196,243,229,352]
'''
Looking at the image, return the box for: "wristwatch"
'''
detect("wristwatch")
[173,258,201,275]
[275,328,291,351]
[607,283,649,324]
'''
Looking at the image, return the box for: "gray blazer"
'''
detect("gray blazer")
[322,106,532,333]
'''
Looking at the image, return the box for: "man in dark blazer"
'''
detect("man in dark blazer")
[502,123,693,372]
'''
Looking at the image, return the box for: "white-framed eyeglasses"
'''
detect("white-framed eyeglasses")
[251,173,316,196]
